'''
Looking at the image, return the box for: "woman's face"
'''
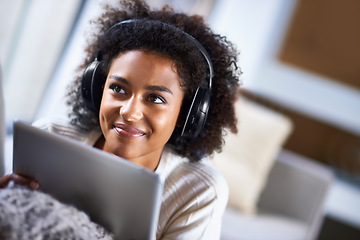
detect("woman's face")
[98,50,184,170]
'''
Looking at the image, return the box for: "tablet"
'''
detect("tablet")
[12,120,164,240]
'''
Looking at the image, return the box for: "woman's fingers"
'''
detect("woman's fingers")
[0,173,39,190]
[0,174,12,188]
[11,174,39,190]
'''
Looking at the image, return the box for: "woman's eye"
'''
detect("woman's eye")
[149,94,166,104]
[109,84,125,94]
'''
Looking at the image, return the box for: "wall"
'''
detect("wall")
[208,0,360,136]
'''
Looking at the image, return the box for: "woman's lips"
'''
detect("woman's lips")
[113,123,146,138]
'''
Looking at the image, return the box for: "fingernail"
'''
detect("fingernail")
[30,181,39,190]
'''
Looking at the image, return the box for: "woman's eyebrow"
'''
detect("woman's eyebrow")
[109,74,129,85]
[109,74,173,94]
[145,85,173,95]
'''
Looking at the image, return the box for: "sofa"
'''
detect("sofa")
[212,95,333,240]
[220,149,333,240]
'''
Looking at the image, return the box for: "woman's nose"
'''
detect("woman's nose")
[119,96,144,121]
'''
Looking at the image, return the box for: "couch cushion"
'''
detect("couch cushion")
[212,96,293,214]
[221,207,307,240]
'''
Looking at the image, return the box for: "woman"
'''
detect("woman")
[0,0,241,239]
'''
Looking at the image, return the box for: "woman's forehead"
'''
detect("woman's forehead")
[109,50,182,88]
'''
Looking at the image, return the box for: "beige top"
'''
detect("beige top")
[34,118,229,240]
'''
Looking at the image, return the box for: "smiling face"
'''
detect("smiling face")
[97,50,185,170]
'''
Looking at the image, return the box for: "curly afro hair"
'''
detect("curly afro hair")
[66,0,241,162]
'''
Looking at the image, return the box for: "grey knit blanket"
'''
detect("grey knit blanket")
[0,184,114,240]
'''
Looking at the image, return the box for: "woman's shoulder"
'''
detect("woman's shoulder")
[33,117,71,130]
[32,117,101,145]
[32,117,81,137]
[186,158,229,198]
[159,148,229,198]
[156,149,229,239]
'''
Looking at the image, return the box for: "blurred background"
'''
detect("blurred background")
[0,0,359,239]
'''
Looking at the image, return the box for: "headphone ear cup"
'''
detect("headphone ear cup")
[181,83,211,139]
[81,60,105,112]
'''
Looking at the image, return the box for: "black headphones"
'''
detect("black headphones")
[81,19,214,140]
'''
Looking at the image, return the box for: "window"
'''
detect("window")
[0,0,83,130]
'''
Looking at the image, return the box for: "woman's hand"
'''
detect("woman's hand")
[0,173,39,190]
